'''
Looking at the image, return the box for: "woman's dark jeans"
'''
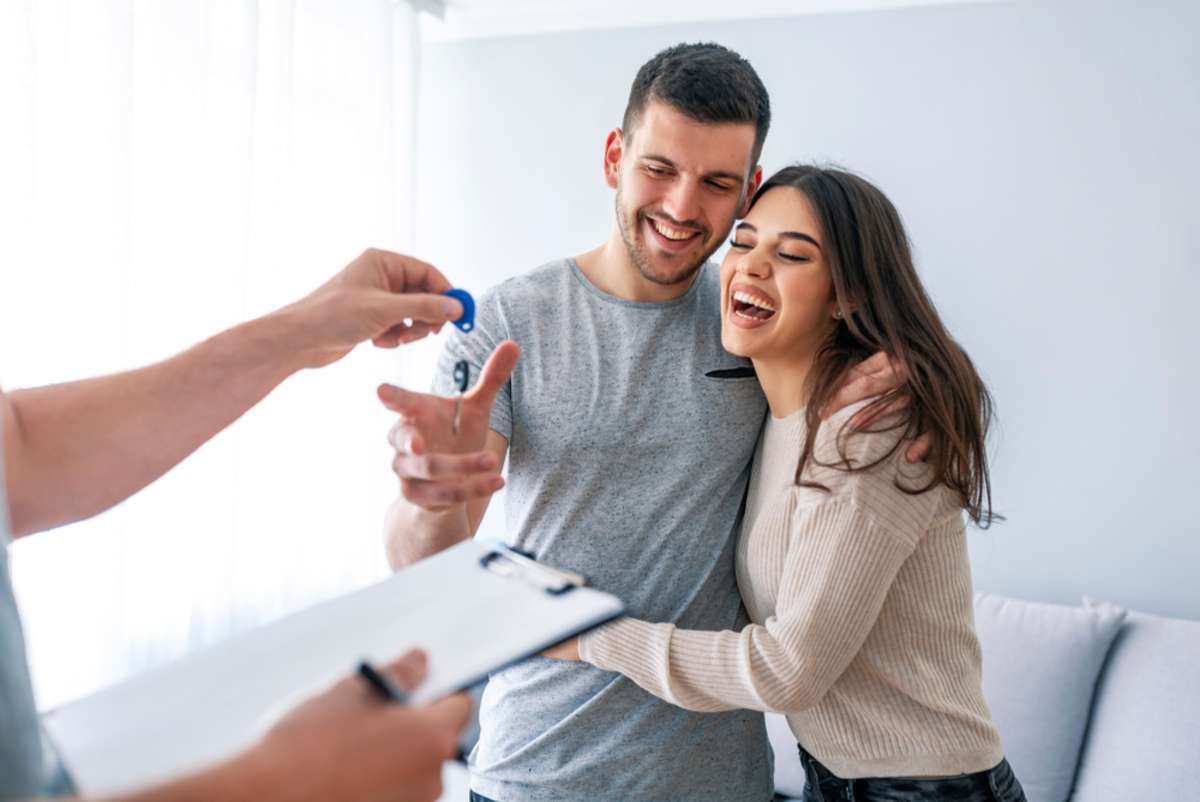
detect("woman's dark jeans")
[468,750,1027,802]
[799,745,1027,802]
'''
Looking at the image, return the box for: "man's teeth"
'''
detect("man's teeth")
[732,290,775,313]
[650,219,696,241]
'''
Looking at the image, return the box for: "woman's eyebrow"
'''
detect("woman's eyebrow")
[735,222,822,250]
[779,231,822,250]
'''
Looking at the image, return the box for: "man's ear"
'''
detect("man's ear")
[603,128,624,190]
[737,164,764,218]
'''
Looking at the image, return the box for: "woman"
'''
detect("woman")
[550,165,1026,801]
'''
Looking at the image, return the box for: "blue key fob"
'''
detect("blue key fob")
[444,288,475,333]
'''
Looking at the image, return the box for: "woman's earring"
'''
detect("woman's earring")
[833,309,843,320]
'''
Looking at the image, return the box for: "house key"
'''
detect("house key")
[452,359,470,435]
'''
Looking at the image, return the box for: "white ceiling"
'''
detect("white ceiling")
[418,0,1009,41]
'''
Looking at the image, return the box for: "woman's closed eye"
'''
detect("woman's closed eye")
[730,238,811,263]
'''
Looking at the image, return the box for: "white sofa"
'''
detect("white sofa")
[770,593,1200,802]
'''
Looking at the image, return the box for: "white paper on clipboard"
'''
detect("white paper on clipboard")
[43,538,624,797]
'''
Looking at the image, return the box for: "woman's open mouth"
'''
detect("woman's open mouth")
[728,285,777,328]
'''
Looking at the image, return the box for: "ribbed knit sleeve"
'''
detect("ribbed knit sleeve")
[579,407,942,715]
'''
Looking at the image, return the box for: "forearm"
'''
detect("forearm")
[384,497,472,570]
[581,501,915,714]
[97,744,303,802]
[4,310,307,536]
[581,617,793,714]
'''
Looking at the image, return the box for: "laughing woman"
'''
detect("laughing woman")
[551,165,1026,802]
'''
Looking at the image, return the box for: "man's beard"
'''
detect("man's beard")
[615,187,717,287]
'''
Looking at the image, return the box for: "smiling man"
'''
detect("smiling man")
[380,43,776,802]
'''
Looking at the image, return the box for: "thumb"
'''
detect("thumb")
[466,341,520,411]
[381,650,428,692]
[376,291,462,327]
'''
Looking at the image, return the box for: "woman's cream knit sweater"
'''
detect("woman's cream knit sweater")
[579,404,1004,778]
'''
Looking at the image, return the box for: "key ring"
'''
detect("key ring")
[452,359,470,435]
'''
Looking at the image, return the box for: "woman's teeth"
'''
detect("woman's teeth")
[732,290,775,313]
[650,218,697,241]
[731,290,777,321]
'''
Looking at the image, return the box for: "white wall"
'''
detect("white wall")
[412,0,1200,619]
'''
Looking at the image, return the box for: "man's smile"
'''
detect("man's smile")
[643,214,704,253]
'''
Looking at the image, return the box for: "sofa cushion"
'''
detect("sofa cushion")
[1070,602,1200,801]
[973,593,1126,802]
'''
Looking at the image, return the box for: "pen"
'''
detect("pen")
[357,660,409,704]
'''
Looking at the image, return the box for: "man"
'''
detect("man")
[381,44,911,801]
[1,248,472,802]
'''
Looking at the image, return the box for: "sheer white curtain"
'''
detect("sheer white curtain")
[0,0,425,710]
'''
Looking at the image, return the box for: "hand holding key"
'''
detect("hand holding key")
[378,341,520,511]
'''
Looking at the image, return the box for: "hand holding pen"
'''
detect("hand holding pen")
[259,650,469,802]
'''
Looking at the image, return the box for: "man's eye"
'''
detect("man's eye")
[707,181,733,191]
[646,165,669,176]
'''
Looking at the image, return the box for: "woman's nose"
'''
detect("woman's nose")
[736,254,771,279]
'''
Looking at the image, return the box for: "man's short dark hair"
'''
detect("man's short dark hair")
[622,42,771,169]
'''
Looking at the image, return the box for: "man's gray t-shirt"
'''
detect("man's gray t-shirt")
[432,259,773,802]
[0,431,45,800]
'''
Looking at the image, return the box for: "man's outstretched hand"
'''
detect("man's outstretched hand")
[379,342,520,511]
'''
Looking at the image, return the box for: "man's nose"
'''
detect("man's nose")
[661,178,702,227]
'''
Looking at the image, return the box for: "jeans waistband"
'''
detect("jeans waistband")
[797,744,1012,799]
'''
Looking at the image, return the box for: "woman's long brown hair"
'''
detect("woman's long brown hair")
[758,164,1000,527]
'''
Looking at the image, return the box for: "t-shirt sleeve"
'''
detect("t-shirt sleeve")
[579,406,946,714]
[429,287,514,441]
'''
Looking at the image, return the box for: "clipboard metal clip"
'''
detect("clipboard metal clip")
[479,543,587,596]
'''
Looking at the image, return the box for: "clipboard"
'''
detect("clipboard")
[42,538,624,797]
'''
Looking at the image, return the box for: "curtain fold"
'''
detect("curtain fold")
[0,0,423,711]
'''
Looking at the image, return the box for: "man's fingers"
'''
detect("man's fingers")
[843,350,891,381]
[371,249,453,295]
[821,376,870,419]
[378,383,437,418]
[386,419,432,458]
[467,341,520,409]
[905,432,933,464]
[821,372,901,420]
[392,450,498,481]
[373,321,437,349]
[400,475,505,508]
[382,650,428,692]
[378,292,463,327]
[849,394,911,430]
